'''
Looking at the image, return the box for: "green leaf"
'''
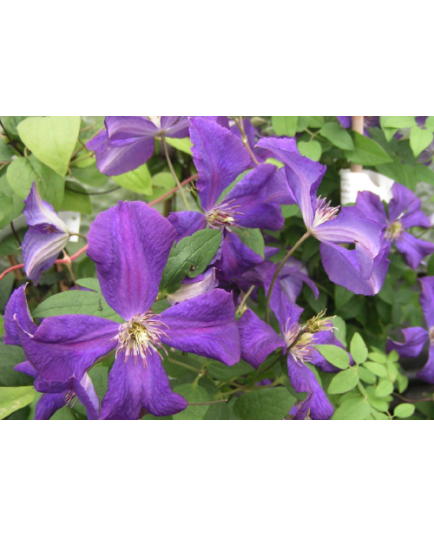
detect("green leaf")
[0,315,3,339]
[7,155,65,210]
[428,255,434,276]
[281,205,301,219]
[331,316,346,347]
[0,138,16,162]
[383,116,416,129]
[425,117,434,132]
[112,163,153,195]
[18,116,81,176]
[366,386,390,411]
[0,386,35,419]
[397,373,408,393]
[233,227,264,258]
[350,333,368,364]
[206,359,254,381]
[160,229,222,294]
[307,116,325,129]
[233,387,296,420]
[328,368,359,394]
[172,383,210,420]
[368,352,387,364]
[71,164,108,187]
[272,116,297,137]
[203,401,230,420]
[394,403,415,419]
[1,116,28,137]
[320,122,354,150]
[61,181,92,214]
[358,365,376,384]
[0,343,34,387]
[32,280,123,322]
[166,137,192,155]
[375,379,394,397]
[315,345,349,369]
[0,192,12,222]
[364,362,387,377]
[297,140,322,161]
[388,350,399,362]
[145,172,176,203]
[343,132,392,166]
[414,165,434,186]
[410,126,434,157]
[332,395,371,420]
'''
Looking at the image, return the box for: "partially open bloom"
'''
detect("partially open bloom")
[5,201,240,420]
[256,137,388,295]
[22,182,70,285]
[168,117,284,280]
[87,116,190,176]
[356,182,434,270]
[387,276,434,384]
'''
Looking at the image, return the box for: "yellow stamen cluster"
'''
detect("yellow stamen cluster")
[306,310,336,334]
[385,220,404,240]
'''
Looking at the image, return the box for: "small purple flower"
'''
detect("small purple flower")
[256,137,387,295]
[86,116,190,176]
[387,276,434,384]
[356,182,434,270]
[168,117,284,280]
[21,182,70,285]
[4,286,99,420]
[4,201,240,420]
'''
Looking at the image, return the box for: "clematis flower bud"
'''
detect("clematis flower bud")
[21,182,70,284]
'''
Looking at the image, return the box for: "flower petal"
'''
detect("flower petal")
[286,357,334,420]
[167,268,217,305]
[418,345,434,384]
[214,232,263,280]
[105,116,158,143]
[355,190,388,227]
[337,116,352,129]
[237,309,284,368]
[24,183,69,231]
[264,167,296,205]
[389,183,431,228]
[160,289,240,366]
[190,117,251,211]
[167,211,207,242]
[319,242,390,295]
[420,276,434,328]
[394,232,434,270]
[35,393,67,420]
[4,286,37,345]
[267,281,303,341]
[100,349,187,419]
[88,201,177,319]
[386,327,429,358]
[161,116,191,138]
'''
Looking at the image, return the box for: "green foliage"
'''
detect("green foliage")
[233,227,265,258]
[328,368,359,394]
[61,181,92,214]
[0,386,36,419]
[166,137,192,155]
[394,403,415,419]
[315,345,349,369]
[297,140,322,161]
[112,163,153,194]
[320,122,354,150]
[272,116,297,137]
[343,132,392,166]
[233,388,296,420]
[350,333,368,364]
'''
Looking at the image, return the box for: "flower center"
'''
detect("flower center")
[112,311,169,367]
[290,332,315,364]
[205,200,243,231]
[306,310,336,334]
[385,220,404,241]
[148,116,161,129]
[312,196,340,229]
[283,321,301,349]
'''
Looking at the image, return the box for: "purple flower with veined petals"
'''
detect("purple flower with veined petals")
[21,182,70,285]
[4,286,99,420]
[237,288,349,419]
[168,117,284,280]
[4,201,240,420]
[387,276,434,384]
[356,182,434,270]
[256,137,388,295]
[86,116,190,176]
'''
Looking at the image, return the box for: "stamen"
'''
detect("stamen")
[290,332,315,365]
[111,311,169,368]
[306,310,336,334]
[312,196,340,229]
[385,220,404,241]
[283,320,301,350]
[429,327,434,345]
[205,199,244,231]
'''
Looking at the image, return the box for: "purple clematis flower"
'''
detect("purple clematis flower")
[21,182,70,285]
[387,276,434,384]
[4,201,240,420]
[168,117,284,280]
[256,137,388,295]
[237,289,347,419]
[356,182,434,270]
[87,116,190,176]
[4,286,99,420]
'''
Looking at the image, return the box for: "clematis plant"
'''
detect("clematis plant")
[4,201,240,420]
[356,182,434,270]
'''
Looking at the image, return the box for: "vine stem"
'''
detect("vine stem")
[265,231,311,323]
[237,284,256,313]
[149,174,198,206]
[236,116,260,165]
[161,135,190,210]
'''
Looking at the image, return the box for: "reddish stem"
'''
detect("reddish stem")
[148,173,197,207]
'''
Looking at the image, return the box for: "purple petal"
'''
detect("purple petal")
[16,315,119,383]
[167,211,207,242]
[355,190,388,227]
[337,116,352,129]
[389,183,431,227]
[161,116,191,138]
[4,286,37,345]
[167,268,217,305]
[387,327,429,358]
[190,117,251,211]
[88,201,177,320]
[319,242,390,295]
[105,116,158,143]
[14,361,37,378]
[24,183,68,230]
[394,232,434,270]
[265,257,319,303]
[35,393,67,420]
[214,232,263,280]
[420,276,434,328]
[243,260,274,287]
[101,349,187,419]
[257,137,326,229]
[286,357,334,420]
[315,207,383,280]
[418,345,434,384]
[264,167,296,205]
[267,283,303,342]
[237,309,284,368]
[160,289,240,366]
[223,163,284,231]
